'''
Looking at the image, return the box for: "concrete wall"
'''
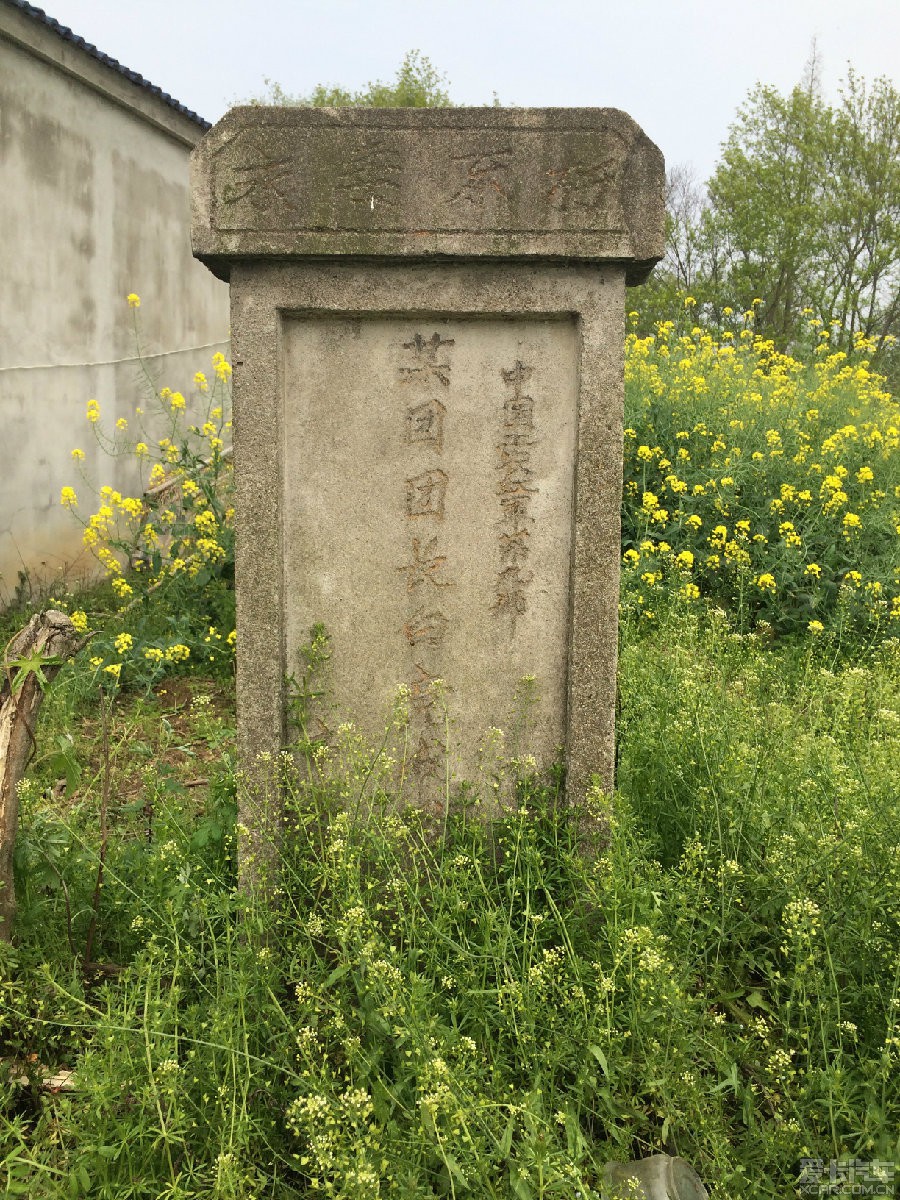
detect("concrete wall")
[0,3,229,605]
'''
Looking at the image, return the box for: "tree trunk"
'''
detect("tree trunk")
[0,610,85,941]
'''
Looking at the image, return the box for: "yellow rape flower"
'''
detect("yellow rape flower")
[114,633,133,655]
[70,610,88,633]
[126,293,140,308]
[60,486,77,508]
[71,447,85,461]
[86,399,100,423]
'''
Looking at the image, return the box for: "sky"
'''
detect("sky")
[37,0,900,183]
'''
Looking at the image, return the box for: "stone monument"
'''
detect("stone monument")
[191,107,664,864]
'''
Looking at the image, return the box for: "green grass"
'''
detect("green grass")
[0,597,897,1198]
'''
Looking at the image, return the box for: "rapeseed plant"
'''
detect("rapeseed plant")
[622,306,899,637]
[56,296,236,690]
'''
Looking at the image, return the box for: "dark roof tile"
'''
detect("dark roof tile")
[5,0,210,129]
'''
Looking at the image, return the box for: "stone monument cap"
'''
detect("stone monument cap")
[191,106,664,282]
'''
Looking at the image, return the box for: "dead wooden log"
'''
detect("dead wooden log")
[0,610,85,942]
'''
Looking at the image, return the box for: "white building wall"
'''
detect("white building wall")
[0,3,229,603]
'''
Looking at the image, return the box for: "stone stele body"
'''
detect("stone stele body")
[191,106,664,876]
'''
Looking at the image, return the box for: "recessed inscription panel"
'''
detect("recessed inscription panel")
[281,316,578,804]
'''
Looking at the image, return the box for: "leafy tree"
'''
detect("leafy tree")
[706,74,824,347]
[814,68,900,353]
[248,50,453,108]
[635,60,900,379]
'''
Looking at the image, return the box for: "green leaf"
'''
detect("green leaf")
[746,988,771,1011]
[323,963,351,989]
[588,1043,610,1077]
[442,1151,467,1187]
[498,1113,516,1157]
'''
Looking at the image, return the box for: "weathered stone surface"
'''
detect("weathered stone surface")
[191,108,663,866]
[192,107,664,283]
[282,314,577,803]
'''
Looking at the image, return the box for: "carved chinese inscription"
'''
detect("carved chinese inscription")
[545,157,621,213]
[396,536,450,590]
[494,360,538,620]
[220,156,298,210]
[337,140,402,212]
[405,469,448,519]
[397,332,455,780]
[450,146,514,208]
[279,315,579,807]
[399,333,455,386]
[203,116,646,245]
[405,399,446,450]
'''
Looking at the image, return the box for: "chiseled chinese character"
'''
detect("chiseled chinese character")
[501,360,533,391]
[399,332,455,387]
[498,528,530,567]
[451,148,514,207]
[403,608,449,648]
[411,731,443,777]
[397,536,450,591]
[406,469,448,519]
[337,142,401,209]
[545,157,619,212]
[503,394,535,428]
[405,398,446,450]
[495,564,531,616]
[221,157,297,207]
[408,662,443,724]
[499,494,533,525]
